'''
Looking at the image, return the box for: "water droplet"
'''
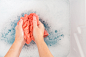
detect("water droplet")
[55,30,57,33]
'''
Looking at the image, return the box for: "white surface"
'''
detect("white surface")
[1,0,86,57]
[0,0,70,57]
[68,0,86,57]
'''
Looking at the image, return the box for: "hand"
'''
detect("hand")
[33,16,44,43]
[15,19,25,45]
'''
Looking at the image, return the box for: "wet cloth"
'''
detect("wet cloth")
[17,13,48,44]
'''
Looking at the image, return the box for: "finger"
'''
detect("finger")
[19,19,23,29]
[19,19,24,36]
[15,25,18,30]
[38,21,44,29]
[33,16,37,28]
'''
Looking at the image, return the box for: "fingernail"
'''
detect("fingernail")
[33,16,36,21]
[20,19,22,21]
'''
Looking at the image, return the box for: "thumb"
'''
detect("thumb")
[19,19,23,28]
[33,16,37,28]
[38,21,44,29]
[19,19,24,35]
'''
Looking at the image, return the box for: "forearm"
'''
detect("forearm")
[5,38,24,57]
[36,38,53,57]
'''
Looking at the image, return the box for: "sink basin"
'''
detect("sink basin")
[68,0,86,57]
[0,0,70,57]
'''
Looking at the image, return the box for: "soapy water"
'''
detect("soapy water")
[0,12,64,46]
[0,12,67,57]
[0,0,70,57]
[0,12,64,57]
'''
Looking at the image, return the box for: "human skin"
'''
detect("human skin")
[4,16,53,57]
[4,19,25,57]
[33,16,53,57]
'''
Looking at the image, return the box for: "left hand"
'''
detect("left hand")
[15,19,25,45]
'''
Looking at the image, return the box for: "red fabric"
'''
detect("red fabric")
[17,13,49,44]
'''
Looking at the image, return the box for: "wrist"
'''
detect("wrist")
[35,37,44,45]
[15,38,25,46]
[14,40,25,47]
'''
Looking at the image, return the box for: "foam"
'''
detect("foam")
[0,0,70,57]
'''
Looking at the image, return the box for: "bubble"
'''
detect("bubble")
[55,30,58,33]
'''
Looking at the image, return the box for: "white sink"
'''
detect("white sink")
[0,0,70,57]
[68,0,86,57]
[1,0,86,57]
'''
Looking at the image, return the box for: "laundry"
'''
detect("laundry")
[17,13,49,44]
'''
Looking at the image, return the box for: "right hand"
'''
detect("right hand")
[33,16,44,43]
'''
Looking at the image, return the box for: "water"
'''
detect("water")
[1,12,64,46]
[0,0,70,57]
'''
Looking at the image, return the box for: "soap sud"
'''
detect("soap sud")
[0,0,70,57]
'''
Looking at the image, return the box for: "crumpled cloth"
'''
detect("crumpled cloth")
[17,13,48,44]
